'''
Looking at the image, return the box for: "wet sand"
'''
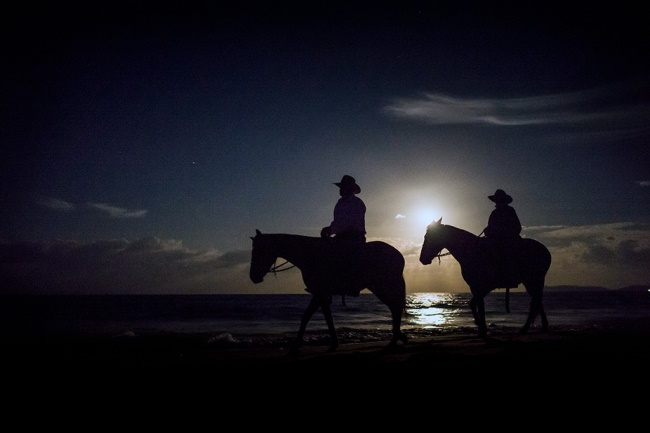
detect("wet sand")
[5,327,649,375]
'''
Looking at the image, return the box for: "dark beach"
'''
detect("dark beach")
[6,327,649,375]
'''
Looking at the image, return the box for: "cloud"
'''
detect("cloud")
[616,239,650,266]
[529,222,650,243]
[88,203,148,218]
[580,244,617,264]
[526,222,650,288]
[35,197,149,219]
[36,197,75,211]
[383,81,650,133]
[395,214,406,219]
[579,239,650,267]
[637,181,650,187]
[2,221,649,295]
[0,237,252,294]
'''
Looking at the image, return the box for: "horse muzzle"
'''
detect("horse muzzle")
[250,274,264,284]
[419,257,432,265]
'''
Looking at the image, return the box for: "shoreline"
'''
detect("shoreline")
[5,327,649,373]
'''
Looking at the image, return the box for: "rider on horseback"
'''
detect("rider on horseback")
[321,175,366,296]
[483,189,521,287]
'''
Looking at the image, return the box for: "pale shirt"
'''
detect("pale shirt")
[329,194,366,235]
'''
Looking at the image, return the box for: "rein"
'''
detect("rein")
[269,260,295,275]
[434,251,451,264]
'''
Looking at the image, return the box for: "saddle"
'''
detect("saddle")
[482,236,522,288]
[320,238,365,296]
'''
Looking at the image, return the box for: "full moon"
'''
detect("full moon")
[412,206,440,229]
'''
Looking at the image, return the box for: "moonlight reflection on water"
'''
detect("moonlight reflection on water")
[405,292,466,328]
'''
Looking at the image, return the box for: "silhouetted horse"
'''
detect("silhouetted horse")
[419,218,552,337]
[250,230,408,353]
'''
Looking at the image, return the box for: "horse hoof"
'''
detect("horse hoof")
[289,345,301,356]
[288,341,303,356]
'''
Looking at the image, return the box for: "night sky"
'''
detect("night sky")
[2,1,649,294]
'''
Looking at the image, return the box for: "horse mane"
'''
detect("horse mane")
[257,232,331,257]
[442,224,481,242]
[260,232,323,245]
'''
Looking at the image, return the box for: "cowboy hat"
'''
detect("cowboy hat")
[334,175,361,194]
[488,189,513,204]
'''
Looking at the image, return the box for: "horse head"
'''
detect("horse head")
[249,229,276,284]
[419,217,444,265]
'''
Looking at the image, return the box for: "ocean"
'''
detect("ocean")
[1,288,648,349]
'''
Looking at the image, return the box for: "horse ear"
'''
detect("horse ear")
[437,217,442,224]
[256,229,262,236]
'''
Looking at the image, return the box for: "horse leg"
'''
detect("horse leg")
[521,296,537,334]
[535,285,548,332]
[371,278,408,347]
[469,297,479,322]
[290,295,321,355]
[391,279,409,346]
[384,297,407,347]
[539,302,548,332]
[389,305,408,347]
[469,294,488,337]
[320,296,339,352]
[521,288,547,334]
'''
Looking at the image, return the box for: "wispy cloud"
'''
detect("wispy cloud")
[0,237,250,294]
[36,197,148,219]
[637,181,650,187]
[527,222,650,278]
[1,224,648,294]
[88,203,148,218]
[384,81,650,132]
[36,197,75,211]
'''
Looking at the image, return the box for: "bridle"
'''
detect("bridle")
[424,230,451,264]
[269,260,295,275]
[426,228,485,264]
[433,251,451,264]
